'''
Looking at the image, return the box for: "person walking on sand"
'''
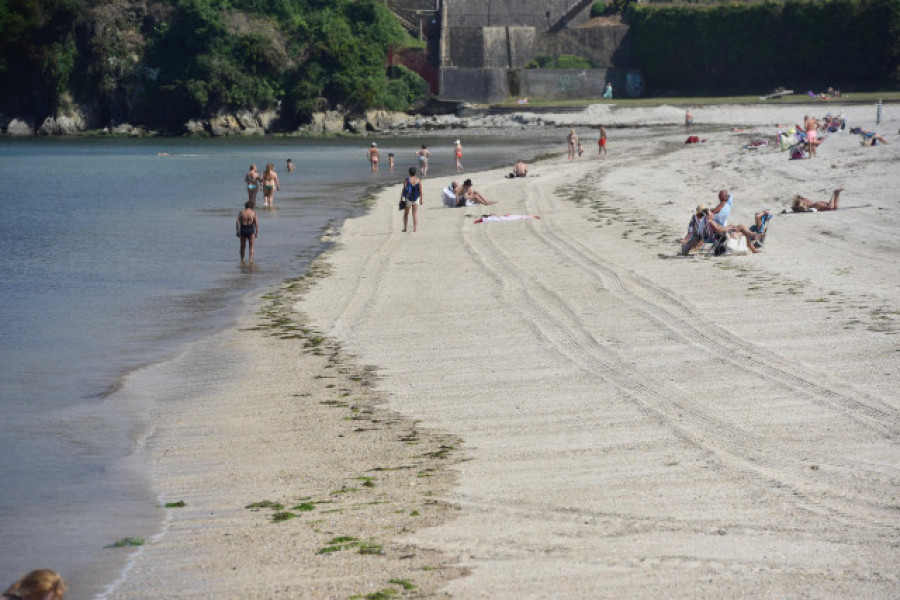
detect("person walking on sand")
[685,110,694,129]
[567,129,579,160]
[790,188,844,212]
[401,166,423,233]
[454,139,463,172]
[597,125,607,157]
[245,164,260,205]
[236,200,259,261]
[417,144,430,176]
[261,163,279,207]
[367,142,380,172]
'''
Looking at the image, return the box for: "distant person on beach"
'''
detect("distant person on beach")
[790,188,844,212]
[286,158,295,172]
[457,179,496,206]
[3,568,67,600]
[603,82,613,99]
[401,167,423,232]
[577,142,584,157]
[597,125,607,157]
[388,152,395,171]
[454,140,463,172]
[417,144,430,176]
[236,200,258,261]
[367,143,380,172]
[711,189,733,225]
[804,115,820,157]
[685,110,694,128]
[850,127,890,146]
[567,129,579,160]
[513,159,528,177]
[245,164,260,205]
[261,163,279,207]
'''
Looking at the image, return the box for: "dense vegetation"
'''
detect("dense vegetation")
[0,0,425,130]
[626,0,900,94]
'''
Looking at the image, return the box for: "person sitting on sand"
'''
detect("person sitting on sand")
[701,209,763,254]
[711,189,733,226]
[3,569,67,600]
[789,188,844,212]
[850,127,889,146]
[678,204,707,246]
[442,181,460,207]
[513,160,527,177]
[456,179,496,207]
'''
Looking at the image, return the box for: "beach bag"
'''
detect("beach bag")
[399,178,408,210]
[685,136,700,144]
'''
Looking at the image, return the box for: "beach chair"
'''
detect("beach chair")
[749,211,773,248]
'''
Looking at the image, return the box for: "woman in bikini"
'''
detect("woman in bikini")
[791,188,843,212]
[261,163,279,207]
[245,164,260,205]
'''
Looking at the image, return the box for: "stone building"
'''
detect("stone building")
[388,0,638,103]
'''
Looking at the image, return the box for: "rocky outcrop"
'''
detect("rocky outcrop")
[184,120,207,135]
[5,118,35,136]
[38,113,87,135]
[306,111,346,134]
[183,109,279,136]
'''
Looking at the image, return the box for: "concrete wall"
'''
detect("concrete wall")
[535,26,632,68]
[440,67,642,104]
[440,68,510,103]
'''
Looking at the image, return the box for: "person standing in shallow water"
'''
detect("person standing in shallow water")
[236,200,258,262]
[245,164,260,205]
[261,163,279,207]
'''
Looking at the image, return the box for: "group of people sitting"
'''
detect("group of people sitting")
[441,179,497,208]
[678,190,767,255]
[678,187,850,256]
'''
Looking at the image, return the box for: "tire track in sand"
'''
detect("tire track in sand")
[458,174,897,530]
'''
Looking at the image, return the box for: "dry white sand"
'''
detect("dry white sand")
[113,103,899,598]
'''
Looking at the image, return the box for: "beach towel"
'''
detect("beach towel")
[474,214,541,224]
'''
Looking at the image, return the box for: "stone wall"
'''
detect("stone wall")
[440,67,641,104]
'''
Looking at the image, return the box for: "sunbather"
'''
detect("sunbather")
[456,179,496,206]
[850,128,889,145]
[790,188,843,212]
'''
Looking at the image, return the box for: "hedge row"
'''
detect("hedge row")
[626,0,900,93]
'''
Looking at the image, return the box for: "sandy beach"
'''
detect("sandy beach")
[112,103,899,598]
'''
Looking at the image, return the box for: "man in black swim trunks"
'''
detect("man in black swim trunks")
[236,200,258,261]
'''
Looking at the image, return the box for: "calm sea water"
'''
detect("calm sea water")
[0,134,553,599]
